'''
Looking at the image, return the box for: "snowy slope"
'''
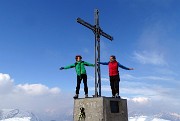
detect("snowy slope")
[0,109,40,121]
[129,116,170,121]
[129,112,180,121]
[0,117,31,121]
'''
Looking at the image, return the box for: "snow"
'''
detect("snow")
[129,116,147,121]
[129,116,171,121]
[0,117,31,121]
[0,109,40,121]
[152,118,170,121]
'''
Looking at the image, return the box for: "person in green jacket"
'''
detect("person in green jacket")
[60,55,94,99]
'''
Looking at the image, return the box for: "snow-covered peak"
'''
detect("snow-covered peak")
[129,115,170,121]
[0,117,31,121]
[0,109,41,121]
[129,112,180,121]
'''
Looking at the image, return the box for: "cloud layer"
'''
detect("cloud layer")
[133,51,167,66]
[0,73,60,96]
[0,71,179,120]
[15,84,60,96]
[0,73,73,121]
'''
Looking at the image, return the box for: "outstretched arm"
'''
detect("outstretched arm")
[98,62,109,65]
[60,64,75,70]
[84,61,95,67]
[118,62,134,70]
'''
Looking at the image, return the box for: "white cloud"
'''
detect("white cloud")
[121,74,176,82]
[88,74,179,99]
[154,68,177,76]
[88,85,111,92]
[15,84,60,96]
[121,81,177,99]
[0,73,72,121]
[101,77,109,82]
[121,86,157,96]
[0,73,13,82]
[0,73,60,96]
[130,97,149,103]
[1,73,178,120]
[88,76,109,82]
[0,73,14,94]
[133,51,167,66]
[87,73,180,114]
[101,85,111,92]
[134,17,170,66]
[123,80,180,114]
[128,17,180,115]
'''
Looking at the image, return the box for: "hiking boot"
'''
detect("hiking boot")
[85,94,88,98]
[73,94,79,99]
[115,93,121,99]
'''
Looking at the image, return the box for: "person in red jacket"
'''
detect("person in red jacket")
[99,55,134,98]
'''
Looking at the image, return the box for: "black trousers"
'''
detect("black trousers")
[76,74,88,95]
[110,75,120,96]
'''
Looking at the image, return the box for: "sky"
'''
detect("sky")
[0,0,180,120]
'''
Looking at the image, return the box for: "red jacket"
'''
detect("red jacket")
[108,60,119,76]
[99,61,130,76]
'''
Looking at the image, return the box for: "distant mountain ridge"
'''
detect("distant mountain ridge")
[0,109,41,121]
[155,112,180,121]
[129,112,180,121]
[1,109,179,121]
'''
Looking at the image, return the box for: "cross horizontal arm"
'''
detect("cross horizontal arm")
[100,30,113,41]
[77,18,95,31]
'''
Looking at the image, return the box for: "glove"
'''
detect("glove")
[60,67,64,70]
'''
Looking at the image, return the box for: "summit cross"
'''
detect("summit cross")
[77,9,113,97]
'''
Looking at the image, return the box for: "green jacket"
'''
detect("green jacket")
[64,61,94,76]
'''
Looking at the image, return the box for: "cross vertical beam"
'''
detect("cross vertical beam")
[94,9,99,97]
[94,9,101,97]
[77,9,113,97]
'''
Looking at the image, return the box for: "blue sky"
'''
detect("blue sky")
[0,0,180,120]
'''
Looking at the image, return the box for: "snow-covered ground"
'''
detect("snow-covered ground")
[129,116,170,121]
[128,112,180,121]
[0,117,31,121]
[0,109,40,121]
[1,109,180,121]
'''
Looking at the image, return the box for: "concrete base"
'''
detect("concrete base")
[73,97,128,121]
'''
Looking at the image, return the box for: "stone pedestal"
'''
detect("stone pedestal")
[73,97,128,121]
